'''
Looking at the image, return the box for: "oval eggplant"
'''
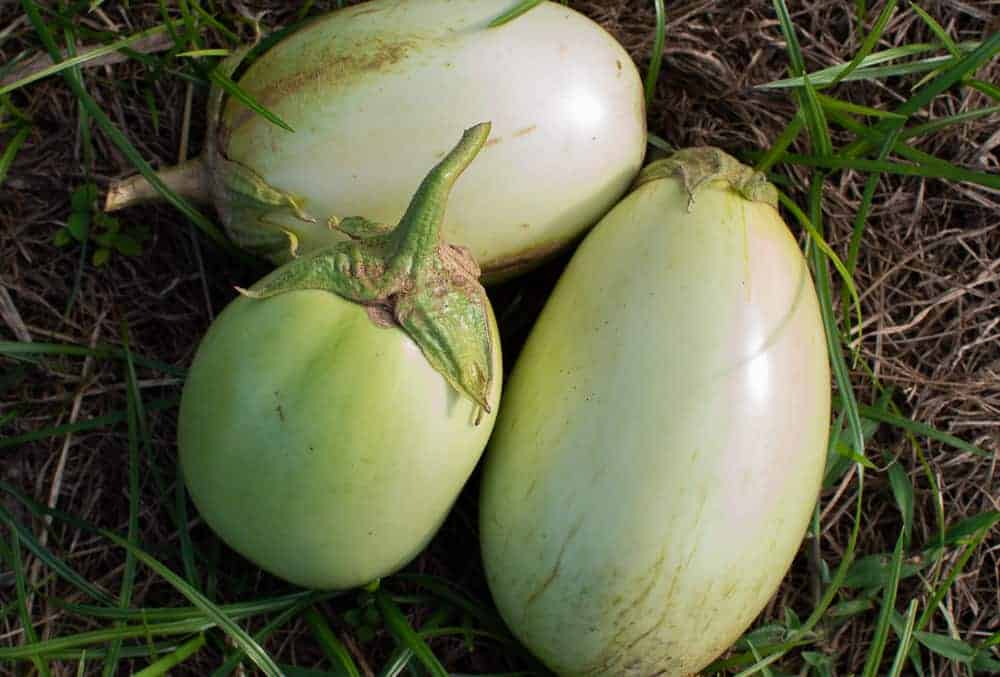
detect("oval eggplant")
[107,0,646,282]
[480,149,831,675]
[179,125,502,590]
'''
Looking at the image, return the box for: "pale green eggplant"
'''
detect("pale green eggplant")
[480,148,831,675]
[107,0,646,282]
[179,125,501,590]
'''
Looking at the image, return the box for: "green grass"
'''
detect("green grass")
[2,0,998,674]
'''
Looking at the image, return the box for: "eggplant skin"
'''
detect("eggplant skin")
[179,289,501,590]
[480,164,830,675]
[219,0,646,281]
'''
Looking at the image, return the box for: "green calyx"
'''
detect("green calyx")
[206,48,317,262]
[237,123,497,416]
[634,147,778,210]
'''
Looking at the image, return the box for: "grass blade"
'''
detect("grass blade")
[0,615,260,660]
[0,505,115,605]
[763,151,1000,189]
[909,5,961,57]
[210,593,327,677]
[132,634,205,677]
[772,0,806,75]
[377,606,453,677]
[901,105,1000,139]
[0,125,30,187]
[100,530,283,677]
[375,589,448,677]
[758,42,980,89]
[101,323,144,677]
[56,592,318,623]
[0,25,168,96]
[755,113,804,173]
[304,606,361,677]
[0,398,178,450]
[818,92,905,119]
[858,405,990,458]
[916,518,998,632]
[644,0,666,108]
[206,68,294,133]
[488,0,544,28]
[828,0,899,87]
[887,599,919,677]
[0,340,185,376]
[9,530,52,676]
[843,32,1000,159]
[967,78,1000,102]
[861,533,905,676]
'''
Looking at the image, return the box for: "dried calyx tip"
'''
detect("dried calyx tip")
[635,146,778,209]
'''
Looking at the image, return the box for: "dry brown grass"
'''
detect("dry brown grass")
[1,0,998,674]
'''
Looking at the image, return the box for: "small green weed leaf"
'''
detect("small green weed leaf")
[344,608,362,627]
[888,462,914,546]
[54,228,73,247]
[913,631,976,663]
[113,233,143,256]
[802,651,834,677]
[735,624,789,650]
[92,248,111,267]
[972,652,1000,672]
[66,212,90,242]
[95,212,121,234]
[828,599,874,618]
[783,608,802,630]
[70,183,97,212]
[843,552,925,589]
[930,511,1000,549]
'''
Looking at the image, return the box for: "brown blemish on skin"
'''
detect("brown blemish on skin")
[228,40,415,133]
[513,125,537,137]
[522,515,585,617]
[481,236,576,284]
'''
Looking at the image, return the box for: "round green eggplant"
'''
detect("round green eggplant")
[179,125,502,590]
[107,0,646,282]
[480,149,831,675]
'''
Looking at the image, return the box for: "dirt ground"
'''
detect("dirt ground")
[1,1,997,674]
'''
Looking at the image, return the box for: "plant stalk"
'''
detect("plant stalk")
[104,157,210,212]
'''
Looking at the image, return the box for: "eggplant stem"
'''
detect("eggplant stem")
[104,157,210,212]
